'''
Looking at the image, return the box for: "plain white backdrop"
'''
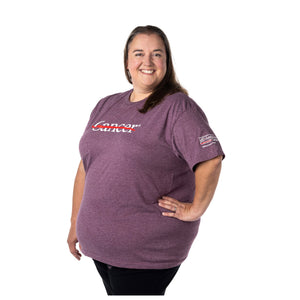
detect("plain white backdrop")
[1,0,299,299]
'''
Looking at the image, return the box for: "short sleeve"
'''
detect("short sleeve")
[172,105,225,171]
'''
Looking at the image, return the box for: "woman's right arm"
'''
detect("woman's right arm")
[67,160,85,260]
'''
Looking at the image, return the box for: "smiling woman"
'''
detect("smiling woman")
[68,25,225,296]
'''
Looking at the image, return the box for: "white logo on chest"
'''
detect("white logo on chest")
[92,121,141,133]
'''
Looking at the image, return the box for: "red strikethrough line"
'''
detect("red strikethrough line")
[92,125,135,131]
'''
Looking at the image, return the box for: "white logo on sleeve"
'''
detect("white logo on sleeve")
[199,134,219,148]
[92,120,141,133]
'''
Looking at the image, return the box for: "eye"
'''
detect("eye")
[134,53,143,57]
[153,53,162,57]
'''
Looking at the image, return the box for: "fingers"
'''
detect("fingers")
[158,201,177,212]
[160,196,177,203]
[67,226,82,260]
[158,196,179,216]
[72,249,82,261]
[158,196,197,222]
[68,242,82,260]
[159,196,178,207]
[161,211,176,217]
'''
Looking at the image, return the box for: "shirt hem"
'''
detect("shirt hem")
[81,248,185,270]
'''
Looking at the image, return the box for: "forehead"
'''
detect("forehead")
[129,33,165,51]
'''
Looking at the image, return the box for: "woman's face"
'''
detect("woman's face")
[127,33,167,94]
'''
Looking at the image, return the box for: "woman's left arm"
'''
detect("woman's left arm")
[158,155,223,222]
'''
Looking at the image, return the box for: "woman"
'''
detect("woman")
[67,25,225,295]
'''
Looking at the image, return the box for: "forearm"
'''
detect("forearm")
[192,155,222,218]
[70,160,86,225]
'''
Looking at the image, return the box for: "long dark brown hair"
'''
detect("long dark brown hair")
[124,25,188,113]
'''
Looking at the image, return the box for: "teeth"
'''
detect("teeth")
[141,70,154,74]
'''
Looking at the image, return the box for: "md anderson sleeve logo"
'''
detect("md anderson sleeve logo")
[199,134,219,148]
[92,120,141,133]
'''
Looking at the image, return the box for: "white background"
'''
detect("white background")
[1,0,299,299]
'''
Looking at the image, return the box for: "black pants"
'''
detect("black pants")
[93,259,180,295]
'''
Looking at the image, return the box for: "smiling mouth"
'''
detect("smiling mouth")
[140,69,155,74]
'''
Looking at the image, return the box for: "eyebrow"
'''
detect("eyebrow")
[132,49,164,53]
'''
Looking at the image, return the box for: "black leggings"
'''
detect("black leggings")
[93,259,180,295]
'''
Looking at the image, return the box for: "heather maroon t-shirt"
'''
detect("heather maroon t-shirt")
[77,90,224,269]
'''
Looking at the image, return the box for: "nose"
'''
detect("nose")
[143,53,153,66]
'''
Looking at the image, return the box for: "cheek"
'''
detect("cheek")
[127,59,140,72]
[157,60,167,75]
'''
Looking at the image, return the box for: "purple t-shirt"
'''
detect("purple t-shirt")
[77,90,224,269]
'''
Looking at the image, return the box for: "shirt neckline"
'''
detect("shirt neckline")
[124,89,148,106]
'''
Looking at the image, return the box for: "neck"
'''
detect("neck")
[130,89,152,102]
